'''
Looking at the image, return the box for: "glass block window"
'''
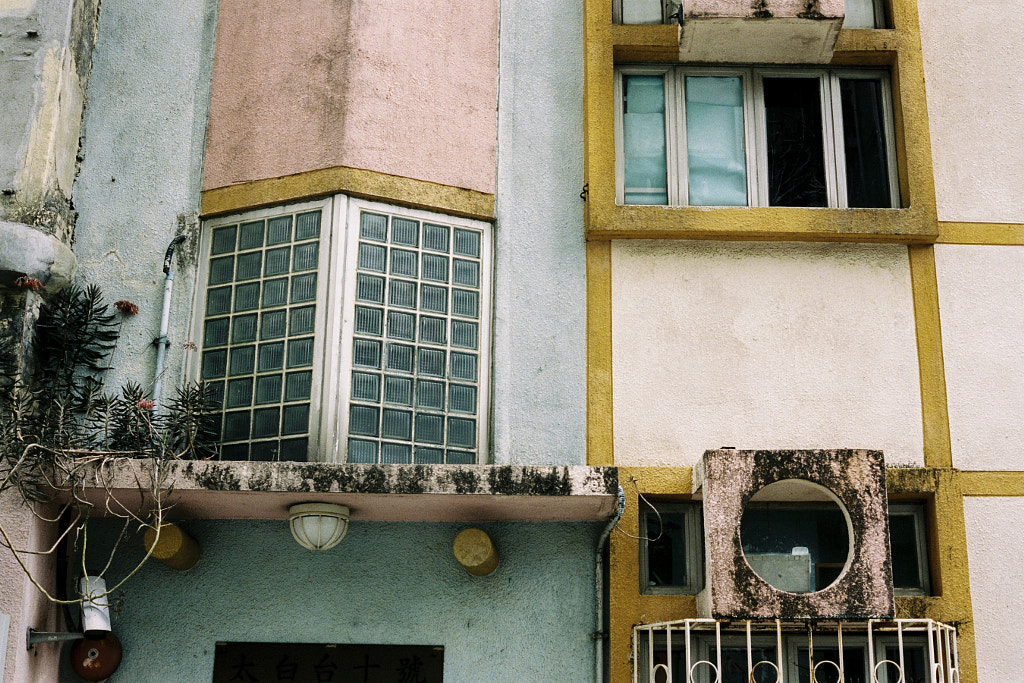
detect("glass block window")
[200,208,322,461]
[345,208,487,465]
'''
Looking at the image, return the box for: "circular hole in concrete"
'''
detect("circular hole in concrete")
[739,479,852,593]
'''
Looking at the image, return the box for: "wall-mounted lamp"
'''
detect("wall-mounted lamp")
[289,503,350,551]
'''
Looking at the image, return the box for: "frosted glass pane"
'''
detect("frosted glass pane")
[260,310,286,339]
[292,242,318,271]
[418,348,445,377]
[261,278,287,307]
[353,339,382,369]
[206,287,232,316]
[844,0,878,27]
[239,221,264,250]
[252,407,280,438]
[450,352,477,382]
[211,226,236,255]
[223,412,250,441]
[359,212,388,242]
[348,438,378,463]
[204,318,229,347]
[226,378,253,408]
[422,254,448,282]
[266,216,292,245]
[415,447,444,464]
[453,229,480,258]
[391,218,419,246]
[386,343,414,373]
[356,274,385,304]
[453,259,478,287]
[384,375,413,405]
[623,76,667,204]
[229,346,255,376]
[289,273,317,303]
[349,405,379,436]
[202,350,227,379]
[294,211,320,240]
[358,244,387,272]
[255,374,282,404]
[387,311,416,340]
[231,314,258,343]
[419,316,447,345]
[287,338,313,368]
[265,247,290,276]
[389,280,417,309]
[447,417,476,448]
[391,249,418,277]
[209,256,234,285]
[289,306,315,336]
[451,321,478,349]
[381,409,412,440]
[447,450,475,464]
[449,384,476,414]
[415,413,444,444]
[423,224,449,252]
[622,0,663,24]
[452,290,478,319]
[258,342,284,372]
[686,76,748,206]
[381,443,412,464]
[355,306,384,336]
[351,372,380,401]
[284,371,312,401]
[420,285,448,314]
[416,380,445,410]
[236,252,261,280]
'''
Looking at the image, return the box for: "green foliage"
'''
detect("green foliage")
[0,284,219,503]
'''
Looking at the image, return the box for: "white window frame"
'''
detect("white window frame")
[615,65,900,209]
[639,501,704,595]
[615,0,888,28]
[190,195,494,464]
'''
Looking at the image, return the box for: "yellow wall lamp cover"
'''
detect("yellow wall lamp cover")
[289,503,351,551]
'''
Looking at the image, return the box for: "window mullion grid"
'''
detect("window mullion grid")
[666,68,686,207]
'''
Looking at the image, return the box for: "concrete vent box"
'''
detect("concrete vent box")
[679,0,844,64]
[693,448,894,620]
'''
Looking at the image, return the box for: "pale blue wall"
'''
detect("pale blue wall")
[63,520,600,682]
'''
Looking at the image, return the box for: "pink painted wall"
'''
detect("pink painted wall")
[203,0,499,195]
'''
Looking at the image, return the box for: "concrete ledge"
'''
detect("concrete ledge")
[73,460,620,522]
[0,220,76,291]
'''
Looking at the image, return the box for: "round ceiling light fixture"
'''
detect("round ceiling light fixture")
[288,503,350,551]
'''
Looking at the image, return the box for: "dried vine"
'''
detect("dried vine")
[0,283,218,608]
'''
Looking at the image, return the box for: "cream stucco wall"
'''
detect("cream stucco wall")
[964,496,1024,683]
[934,245,1024,470]
[203,0,498,194]
[919,0,1024,224]
[611,241,924,467]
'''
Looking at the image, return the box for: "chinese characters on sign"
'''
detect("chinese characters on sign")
[212,643,443,683]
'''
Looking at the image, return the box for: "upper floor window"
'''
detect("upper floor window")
[194,196,493,464]
[616,66,899,208]
[614,0,887,28]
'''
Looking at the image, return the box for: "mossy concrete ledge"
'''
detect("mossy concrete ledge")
[0,220,76,291]
[73,460,621,522]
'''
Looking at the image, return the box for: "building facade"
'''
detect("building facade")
[0,0,1021,681]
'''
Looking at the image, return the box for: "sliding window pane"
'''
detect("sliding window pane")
[621,0,663,24]
[844,0,882,28]
[840,77,892,208]
[763,77,827,207]
[686,76,747,206]
[623,75,668,205]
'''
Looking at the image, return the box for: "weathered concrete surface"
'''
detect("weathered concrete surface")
[71,461,620,522]
[61,519,601,683]
[0,0,101,243]
[203,0,498,194]
[0,220,76,290]
[491,0,587,465]
[695,449,893,619]
[934,245,1024,470]
[612,241,925,467]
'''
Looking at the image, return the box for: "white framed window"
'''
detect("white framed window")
[192,196,493,464]
[616,66,899,209]
[640,502,704,594]
[615,0,887,28]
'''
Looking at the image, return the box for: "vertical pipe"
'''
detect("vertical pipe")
[153,236,186,410]
[595,486,625,683]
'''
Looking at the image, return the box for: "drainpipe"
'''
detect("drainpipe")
[152,236,186,410]
[595,485,626,683]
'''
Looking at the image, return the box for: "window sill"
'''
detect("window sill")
[67,460,621,522]
[585,204,938,243]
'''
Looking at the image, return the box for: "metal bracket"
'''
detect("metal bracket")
[27,627,84,650]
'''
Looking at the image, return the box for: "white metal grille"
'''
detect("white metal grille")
[633,619,959,683]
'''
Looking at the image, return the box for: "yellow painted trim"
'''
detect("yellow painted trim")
[587,241,615,466]
[960,471,1024,497]
[937,221,1024,246]
[200,166,495,221]
[908,245,953,469]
